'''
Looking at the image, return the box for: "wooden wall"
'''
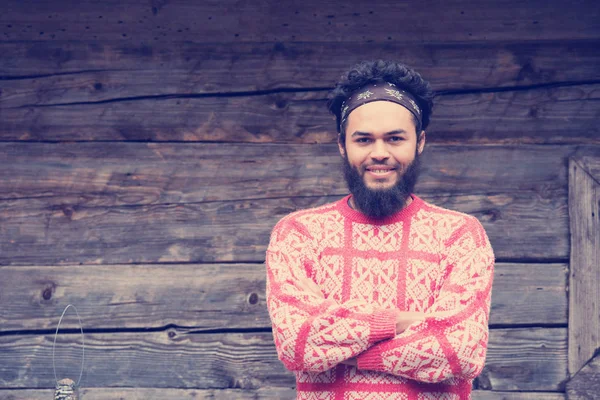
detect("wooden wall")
[0,1,599,399]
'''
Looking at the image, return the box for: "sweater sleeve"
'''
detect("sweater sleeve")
[266,216,398,373]
[355,216,495,383]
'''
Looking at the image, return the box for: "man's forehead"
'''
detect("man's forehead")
[347,101,416,127]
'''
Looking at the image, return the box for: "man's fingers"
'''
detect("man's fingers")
[297,276,324,298]
[344,299,365,308]
[428,310,455,318]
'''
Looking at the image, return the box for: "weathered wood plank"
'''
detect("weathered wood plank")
[0,388,566,400]
[1,85,599,144]
[0,328,567,391]
[0,0,598,43]
[0,143,570,204]
[568,154,600,376]
[0,388,303,400]
[1,41,599,94]
[566,354,600,400]
[0,192,567,265]
[0,263,568,331]
[474,393,565,400]
[571,147,600,183]
[489,263,568,326]
[0,144,573,264]
[477,328,568,392]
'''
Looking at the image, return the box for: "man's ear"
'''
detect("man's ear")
[338,135,346,158]
[417,130,426,155]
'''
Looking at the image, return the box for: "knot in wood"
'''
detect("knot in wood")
[42,287,53,300]
[248,293,259,305]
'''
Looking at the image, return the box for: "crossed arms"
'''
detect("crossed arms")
[266,216,494,383]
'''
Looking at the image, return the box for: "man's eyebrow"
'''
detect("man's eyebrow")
[385,130,408,135]
[351,129,407,137]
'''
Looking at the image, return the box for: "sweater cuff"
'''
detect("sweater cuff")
[356,347,384,371]
[367,308,398,344]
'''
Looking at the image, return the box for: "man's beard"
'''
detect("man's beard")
[342,151,421,219]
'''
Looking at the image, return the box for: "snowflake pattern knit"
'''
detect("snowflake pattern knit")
[266,194,495,400]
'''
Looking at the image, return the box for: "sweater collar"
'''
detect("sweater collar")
[337,193,423,225]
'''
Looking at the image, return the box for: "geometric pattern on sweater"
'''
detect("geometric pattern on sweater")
[405,258,442,312]
[352,258,400,308]
[352,222,405,251]
[291,391,462,399]
[307,317,371,372]
[266,194,495,400]
[346,393,408,400]
[346,368,408,384]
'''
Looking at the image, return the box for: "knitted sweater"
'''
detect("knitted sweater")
[266,194,495,400]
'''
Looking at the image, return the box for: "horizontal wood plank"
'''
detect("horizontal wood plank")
[2,85,599,144]
[0,0,598,43]
[1,41,599,94]
[477,328,567,392]
[0,143,571,203]
[0,192,567,265]
[473,393,564,400]
[0,328,567,391]
[0,263,568,331]
[0,388,566,400]
[0,144,573,264]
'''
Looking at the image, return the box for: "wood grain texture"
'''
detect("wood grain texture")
[0,186,567,265]
[566,354,600,400]
[2,85,599,144]
[476,328,568,392]
[0,328,567,391]
[0,0,598,43]
[0,143,573,264]
[0,187,567,265]
[0,192,568,265]
[473,393,565,400]
[571,148,600,183]
[1,40,599,93]
[568,154,600,376]
[0,262,567,332]
[0,143,571,204]
[0,388,566,400]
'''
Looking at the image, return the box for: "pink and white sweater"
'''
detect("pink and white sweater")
[266,194,495,400]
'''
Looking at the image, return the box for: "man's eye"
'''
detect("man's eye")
[389,137,403,142]
[356,138,371,143]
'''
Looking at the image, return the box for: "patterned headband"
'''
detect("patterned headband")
[339,82,422,132]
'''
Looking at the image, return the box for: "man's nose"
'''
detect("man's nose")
[370,140,390,160]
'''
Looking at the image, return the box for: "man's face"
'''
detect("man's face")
[339,101,425,218]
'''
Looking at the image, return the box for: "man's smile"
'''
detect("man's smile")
[364,165,398,178]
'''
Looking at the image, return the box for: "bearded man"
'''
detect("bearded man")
[266,60,495,399]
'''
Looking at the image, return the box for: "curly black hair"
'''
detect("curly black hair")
[327,60,435,144]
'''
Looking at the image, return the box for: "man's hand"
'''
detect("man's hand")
[296,276,324,299]
[395,310,457,334]
[428,310,455,319]
[395,311,426,334]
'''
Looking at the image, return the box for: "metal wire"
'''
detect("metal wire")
[52,304,84,387]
